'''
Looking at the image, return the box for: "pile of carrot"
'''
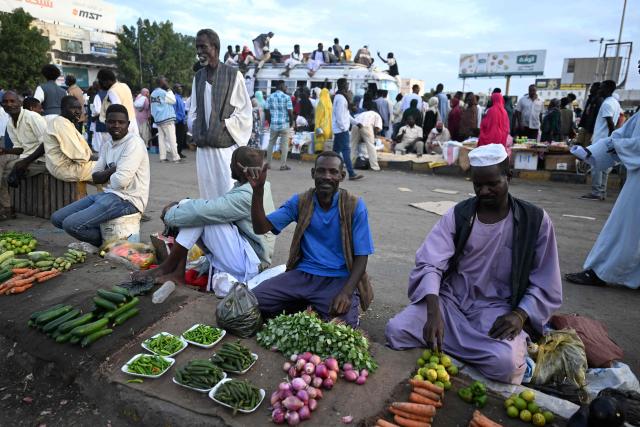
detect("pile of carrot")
[468,410,503,427]
[374,379,444,427]
[0,268,60,295]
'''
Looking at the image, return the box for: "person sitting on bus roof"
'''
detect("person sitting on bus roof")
[327,48,339,64]
[282,45,303,77]
[308,43,329,77]
[354,45,373,67]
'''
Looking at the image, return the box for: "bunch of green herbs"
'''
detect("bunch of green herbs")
[256,311,377,372]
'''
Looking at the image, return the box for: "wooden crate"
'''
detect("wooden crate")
[11,173,87,219]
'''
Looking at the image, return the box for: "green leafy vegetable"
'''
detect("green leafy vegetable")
[256,311,377,372]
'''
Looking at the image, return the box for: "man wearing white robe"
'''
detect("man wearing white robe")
[188,28,252,200]
[566,62,640,289]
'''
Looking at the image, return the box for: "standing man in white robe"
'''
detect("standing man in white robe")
[188,28,252,200]
[566,64,640,289]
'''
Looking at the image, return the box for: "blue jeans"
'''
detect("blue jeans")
[332,131,356,177]
[591,167,612,198]
[51,192,138,247]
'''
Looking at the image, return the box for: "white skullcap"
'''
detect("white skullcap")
[469,144,508,167]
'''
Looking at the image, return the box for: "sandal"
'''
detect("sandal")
[280,165,291,171]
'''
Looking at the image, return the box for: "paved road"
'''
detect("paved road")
[142,154,638,377]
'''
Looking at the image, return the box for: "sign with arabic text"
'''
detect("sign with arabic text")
[459,50,546,78]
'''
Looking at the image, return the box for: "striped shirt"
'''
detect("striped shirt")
[267,90,292,130]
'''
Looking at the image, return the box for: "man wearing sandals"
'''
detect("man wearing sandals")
[265,80,294,171]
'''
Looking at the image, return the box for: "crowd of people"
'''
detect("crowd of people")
[220,32,400,80]
[0,24,638,390]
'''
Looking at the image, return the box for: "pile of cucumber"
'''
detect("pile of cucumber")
[28,250,86,272]
[92,286,140,325]
[28,285,140,347]
[0,232,37,254]
[0,251,34,271]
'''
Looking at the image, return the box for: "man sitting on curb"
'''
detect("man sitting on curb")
[51,105,149,248]
[241,151,374,327]
[43,96,96,183]
[385,144,562,384]
[0,91,47,220]
[133,146,276,288]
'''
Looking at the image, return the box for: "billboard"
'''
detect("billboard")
[459,50,546,78]
[535,78,561,90]
[0,0,117,32]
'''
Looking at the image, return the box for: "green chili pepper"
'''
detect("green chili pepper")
[182,325,223,345]
[143,333,185,356]
[127,354,171,376]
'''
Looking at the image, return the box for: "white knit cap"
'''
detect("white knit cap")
[469,144,508,167]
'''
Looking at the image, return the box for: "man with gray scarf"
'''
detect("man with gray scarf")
[187,28,253,201]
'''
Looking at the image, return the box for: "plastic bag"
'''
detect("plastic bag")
[103,240,156,270]
[532,329,588,389]
[215,282,262,338]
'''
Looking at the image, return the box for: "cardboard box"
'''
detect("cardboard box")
[545,154,576,172]
[513,151,538,170]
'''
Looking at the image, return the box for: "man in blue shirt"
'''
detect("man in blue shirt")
[173,84,187,159]
[265,80,294,171]
[150,76,180,162]
[240,151,374,327]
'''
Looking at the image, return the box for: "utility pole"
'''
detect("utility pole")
[615,0,627,59]
[137,20,144,89]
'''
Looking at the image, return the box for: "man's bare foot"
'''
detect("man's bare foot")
[155,270,187,286]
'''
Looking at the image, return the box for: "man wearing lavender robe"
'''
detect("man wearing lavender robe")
[385,144,563,384]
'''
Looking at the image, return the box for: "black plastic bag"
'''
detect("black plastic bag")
[354,155,370,170]
[216,282,262,338]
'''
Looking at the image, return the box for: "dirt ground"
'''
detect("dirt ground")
[0,153,634,426]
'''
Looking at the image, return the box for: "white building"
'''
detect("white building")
[0,0,118,88]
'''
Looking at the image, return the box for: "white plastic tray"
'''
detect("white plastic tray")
[215,352,258,374]
[121,353,175,378]
[141,332,188,358]
[172,371,227,393]
[208,378,265,413]
[181,324,226,349]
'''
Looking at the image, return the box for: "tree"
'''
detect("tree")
[116,19,196,92]
[0,8,51,92]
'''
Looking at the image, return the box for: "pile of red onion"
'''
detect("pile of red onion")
[340,362,369,385]
[270,352,339,425]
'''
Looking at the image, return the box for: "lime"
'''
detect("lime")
[520,409,532,422]
[426,369,438,382]
[446,365,459,375]
[418,368,428,377]
[413,374,424,381]
[417,357,426,367]
[504,398,514,409]
[421,349,432,360]
[514,397,527,411]
[436,364,445,371]
[528,402,540,414]
[434,381,445,389]
[440,355,452,368]
[543,411,554,423]
[437,370,449,383]
[426,362,438,370]
[520,390,535,402]
[506,406,519,418]
[532,412,546,426]
[443,381,452,390]
[429,356,440,364]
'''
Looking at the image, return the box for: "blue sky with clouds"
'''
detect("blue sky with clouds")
[111,0,639,96]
